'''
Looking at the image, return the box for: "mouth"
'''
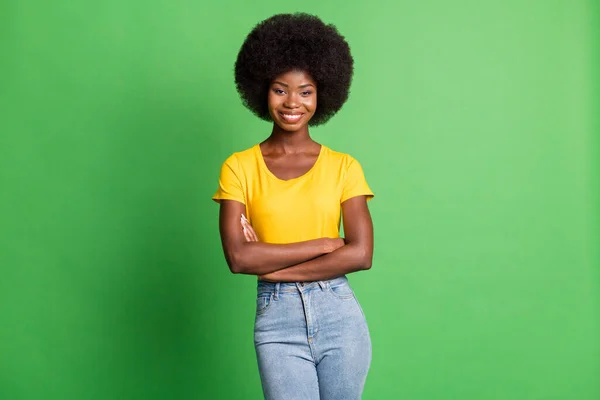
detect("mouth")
[279,112,304,123]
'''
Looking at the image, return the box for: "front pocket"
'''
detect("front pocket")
[329,284,355,300]
[256,293,273,315]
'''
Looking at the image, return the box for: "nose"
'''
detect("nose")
[283,93,300,108]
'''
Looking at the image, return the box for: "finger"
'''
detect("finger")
[243,222,256,241]
[248,225,259,241]
[241,216,258,241]
[241,216,250,230]
[245,229,254,243]
[241,218,251,234]
[242,226,252,242]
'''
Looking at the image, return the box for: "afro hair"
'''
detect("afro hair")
[234,13,354,126]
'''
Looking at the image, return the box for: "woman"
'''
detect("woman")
[213,13,374,400]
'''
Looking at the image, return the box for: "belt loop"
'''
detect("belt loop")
[318,280,327,291]
[274,282,280,300]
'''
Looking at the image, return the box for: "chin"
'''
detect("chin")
[277,123,308,132]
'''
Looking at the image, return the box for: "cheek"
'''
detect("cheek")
[305,96,317,112]
[267,93,276,108]
[267,94,282,115]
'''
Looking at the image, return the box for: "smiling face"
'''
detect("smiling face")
[267,69,317,132]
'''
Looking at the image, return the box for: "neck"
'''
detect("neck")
[265,124,315,152]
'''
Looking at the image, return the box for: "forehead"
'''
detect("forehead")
[271,70,316,86]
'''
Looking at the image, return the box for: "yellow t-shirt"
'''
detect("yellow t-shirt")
[212,144,373,244]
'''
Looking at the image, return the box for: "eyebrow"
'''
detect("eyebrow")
[273,81,315,89]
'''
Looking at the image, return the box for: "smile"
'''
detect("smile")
[279,113,304,123]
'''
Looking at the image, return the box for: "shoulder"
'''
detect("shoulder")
[321,146,360,168]
[220,144,259,168]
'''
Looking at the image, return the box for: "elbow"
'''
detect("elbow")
[347,242,373,271]
[229,263,244,274]
[360,257,372,270]
[226,251,247,274]
[357,248,373,270]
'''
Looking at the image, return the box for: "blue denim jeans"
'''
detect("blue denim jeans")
[254,276,371,400]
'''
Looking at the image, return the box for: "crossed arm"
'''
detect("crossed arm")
[217,196,373,282]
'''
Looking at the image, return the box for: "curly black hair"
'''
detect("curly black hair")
[234,13,354,126]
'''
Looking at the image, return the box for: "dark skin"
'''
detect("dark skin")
[218,69,373,282]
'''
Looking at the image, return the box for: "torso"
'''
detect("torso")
[259,142,322,181]
[213,142,373,244]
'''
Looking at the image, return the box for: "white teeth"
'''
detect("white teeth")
[282,114,302,119]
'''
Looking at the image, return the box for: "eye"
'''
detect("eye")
[300,91,313,96]
[272,88,286,95]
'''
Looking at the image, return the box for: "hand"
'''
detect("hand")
[241,214,259,242]
[257,272,276,282]
[324,237,345,253]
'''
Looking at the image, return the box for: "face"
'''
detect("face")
[267,70,317,132]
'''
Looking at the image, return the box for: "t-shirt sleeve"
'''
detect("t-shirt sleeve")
[212,154,246,204]
[341,156,374,203]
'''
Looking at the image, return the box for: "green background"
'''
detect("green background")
[1,1,599,399]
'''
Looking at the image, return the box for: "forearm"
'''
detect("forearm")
[226,238,334,275]
[258,243,372,282]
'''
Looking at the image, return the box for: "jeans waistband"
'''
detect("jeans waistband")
[257,275,349,299]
